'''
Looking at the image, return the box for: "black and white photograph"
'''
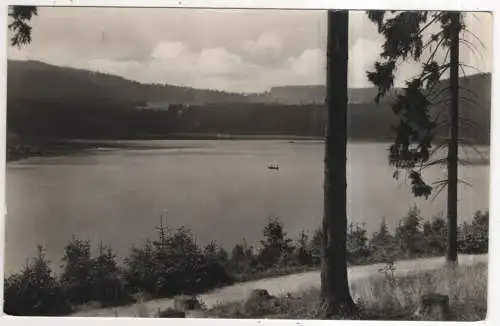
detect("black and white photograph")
[3,5,493,321]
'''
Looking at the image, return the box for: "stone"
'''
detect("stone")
[157,307,187,318]
[248,289,274,301]
[173,295,203,311]
[414,293,450,321]
[244,289,278,314]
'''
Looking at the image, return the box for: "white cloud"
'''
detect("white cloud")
[348,38,381,87]
[242,32,284,62]
[288,48,325,78]
[7,10,492,93]
[13,37,327,92]
[198,47,244,76]
[151,41,187,60]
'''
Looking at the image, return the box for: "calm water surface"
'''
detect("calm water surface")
[5,140,489,274]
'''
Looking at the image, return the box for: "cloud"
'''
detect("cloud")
[349,38,382,88]
[242,32,284,65]
[7,8,492,93]
[151,41,187,60]
[198,47,245,76]
[287,49,325,80]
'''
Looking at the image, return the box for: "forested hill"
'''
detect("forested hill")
[8,59,491,106]
[7,60,491,144]
[7,60,255,104]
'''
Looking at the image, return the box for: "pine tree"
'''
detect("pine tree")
[8,5,37,47]
[366,11,484,264]
[320,10,356,317]
[395,205,425,258]
[60,236,94,304]
[259,216,293,268]
[370,218,397,262]
[294,229,313,266]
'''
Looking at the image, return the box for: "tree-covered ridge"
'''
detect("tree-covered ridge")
[7,60,491,149]
[8,59,491,106]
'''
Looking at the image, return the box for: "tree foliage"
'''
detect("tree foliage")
[459,211,489,253]
[369,218,398,262]
[258,216,294,268]
[347,223,370,264]
[422,215,447,255]
[60,236,94,304]
[8,6,37,47]
[395,205,425,257]
[4,208,489,316]
[4,246,72,316]
[366,11,470,199]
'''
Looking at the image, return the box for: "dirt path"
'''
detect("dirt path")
[72,254,487,317]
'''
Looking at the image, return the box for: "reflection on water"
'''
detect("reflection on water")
[5,140,489,275]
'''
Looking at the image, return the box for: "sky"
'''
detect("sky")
[7,8,493,93]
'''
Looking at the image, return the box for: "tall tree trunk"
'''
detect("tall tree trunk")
[320,10,356,318]
[446,12,460,265]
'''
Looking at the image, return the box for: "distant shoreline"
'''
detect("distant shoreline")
[7,134,490,163]
[4,135,393,163]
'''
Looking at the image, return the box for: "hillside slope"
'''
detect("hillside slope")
[7,60,491,144]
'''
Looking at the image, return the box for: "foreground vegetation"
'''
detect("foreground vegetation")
[3,206,488,316]
[207,262,487,321]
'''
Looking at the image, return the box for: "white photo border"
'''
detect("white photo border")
[0,2,497,326]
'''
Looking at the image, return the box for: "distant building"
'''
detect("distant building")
[135,101,195,111]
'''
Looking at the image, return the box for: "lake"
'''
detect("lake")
[4,140,490,275]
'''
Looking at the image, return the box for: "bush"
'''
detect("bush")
[395,205,425,258]
[422,215,447,256]
[459,211,489,254]
[123,240,158,294]
[123,223,232,298]
[369,219,399,263]
[202,241,234,288]
[228,239,258,273]
[59,236,132,307]
[90,243,133,307]
[347,223,370,264]
[310,228,322,266]
[3,246,72,316]
[5,208,488,316]
[258,216,294,269]
[60,236,95,305]
[293,230,314,267]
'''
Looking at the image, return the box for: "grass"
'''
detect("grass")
[206,262,487,321]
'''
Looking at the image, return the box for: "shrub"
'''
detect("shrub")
[202,241,234,288]
[228,239,258,273]
[123,223,232,298]
[258,216,294,269]
[395,205,425,258]
[6,208,489,316]
[60,236,132,307]
[90,243,133,307]
[123,240,158,294]
[293,230,314,267]
[369,219,399,263]
[60,236,95,305]
[422,215,447,256]
[459,211,489,254]
[3,246,72,316]
[310,228,322,266]
[347,223,370,264]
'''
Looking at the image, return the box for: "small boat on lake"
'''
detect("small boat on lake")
[267,164,280,170]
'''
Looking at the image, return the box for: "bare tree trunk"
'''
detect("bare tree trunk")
[446,12,460,265]
[320,10,356,318]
